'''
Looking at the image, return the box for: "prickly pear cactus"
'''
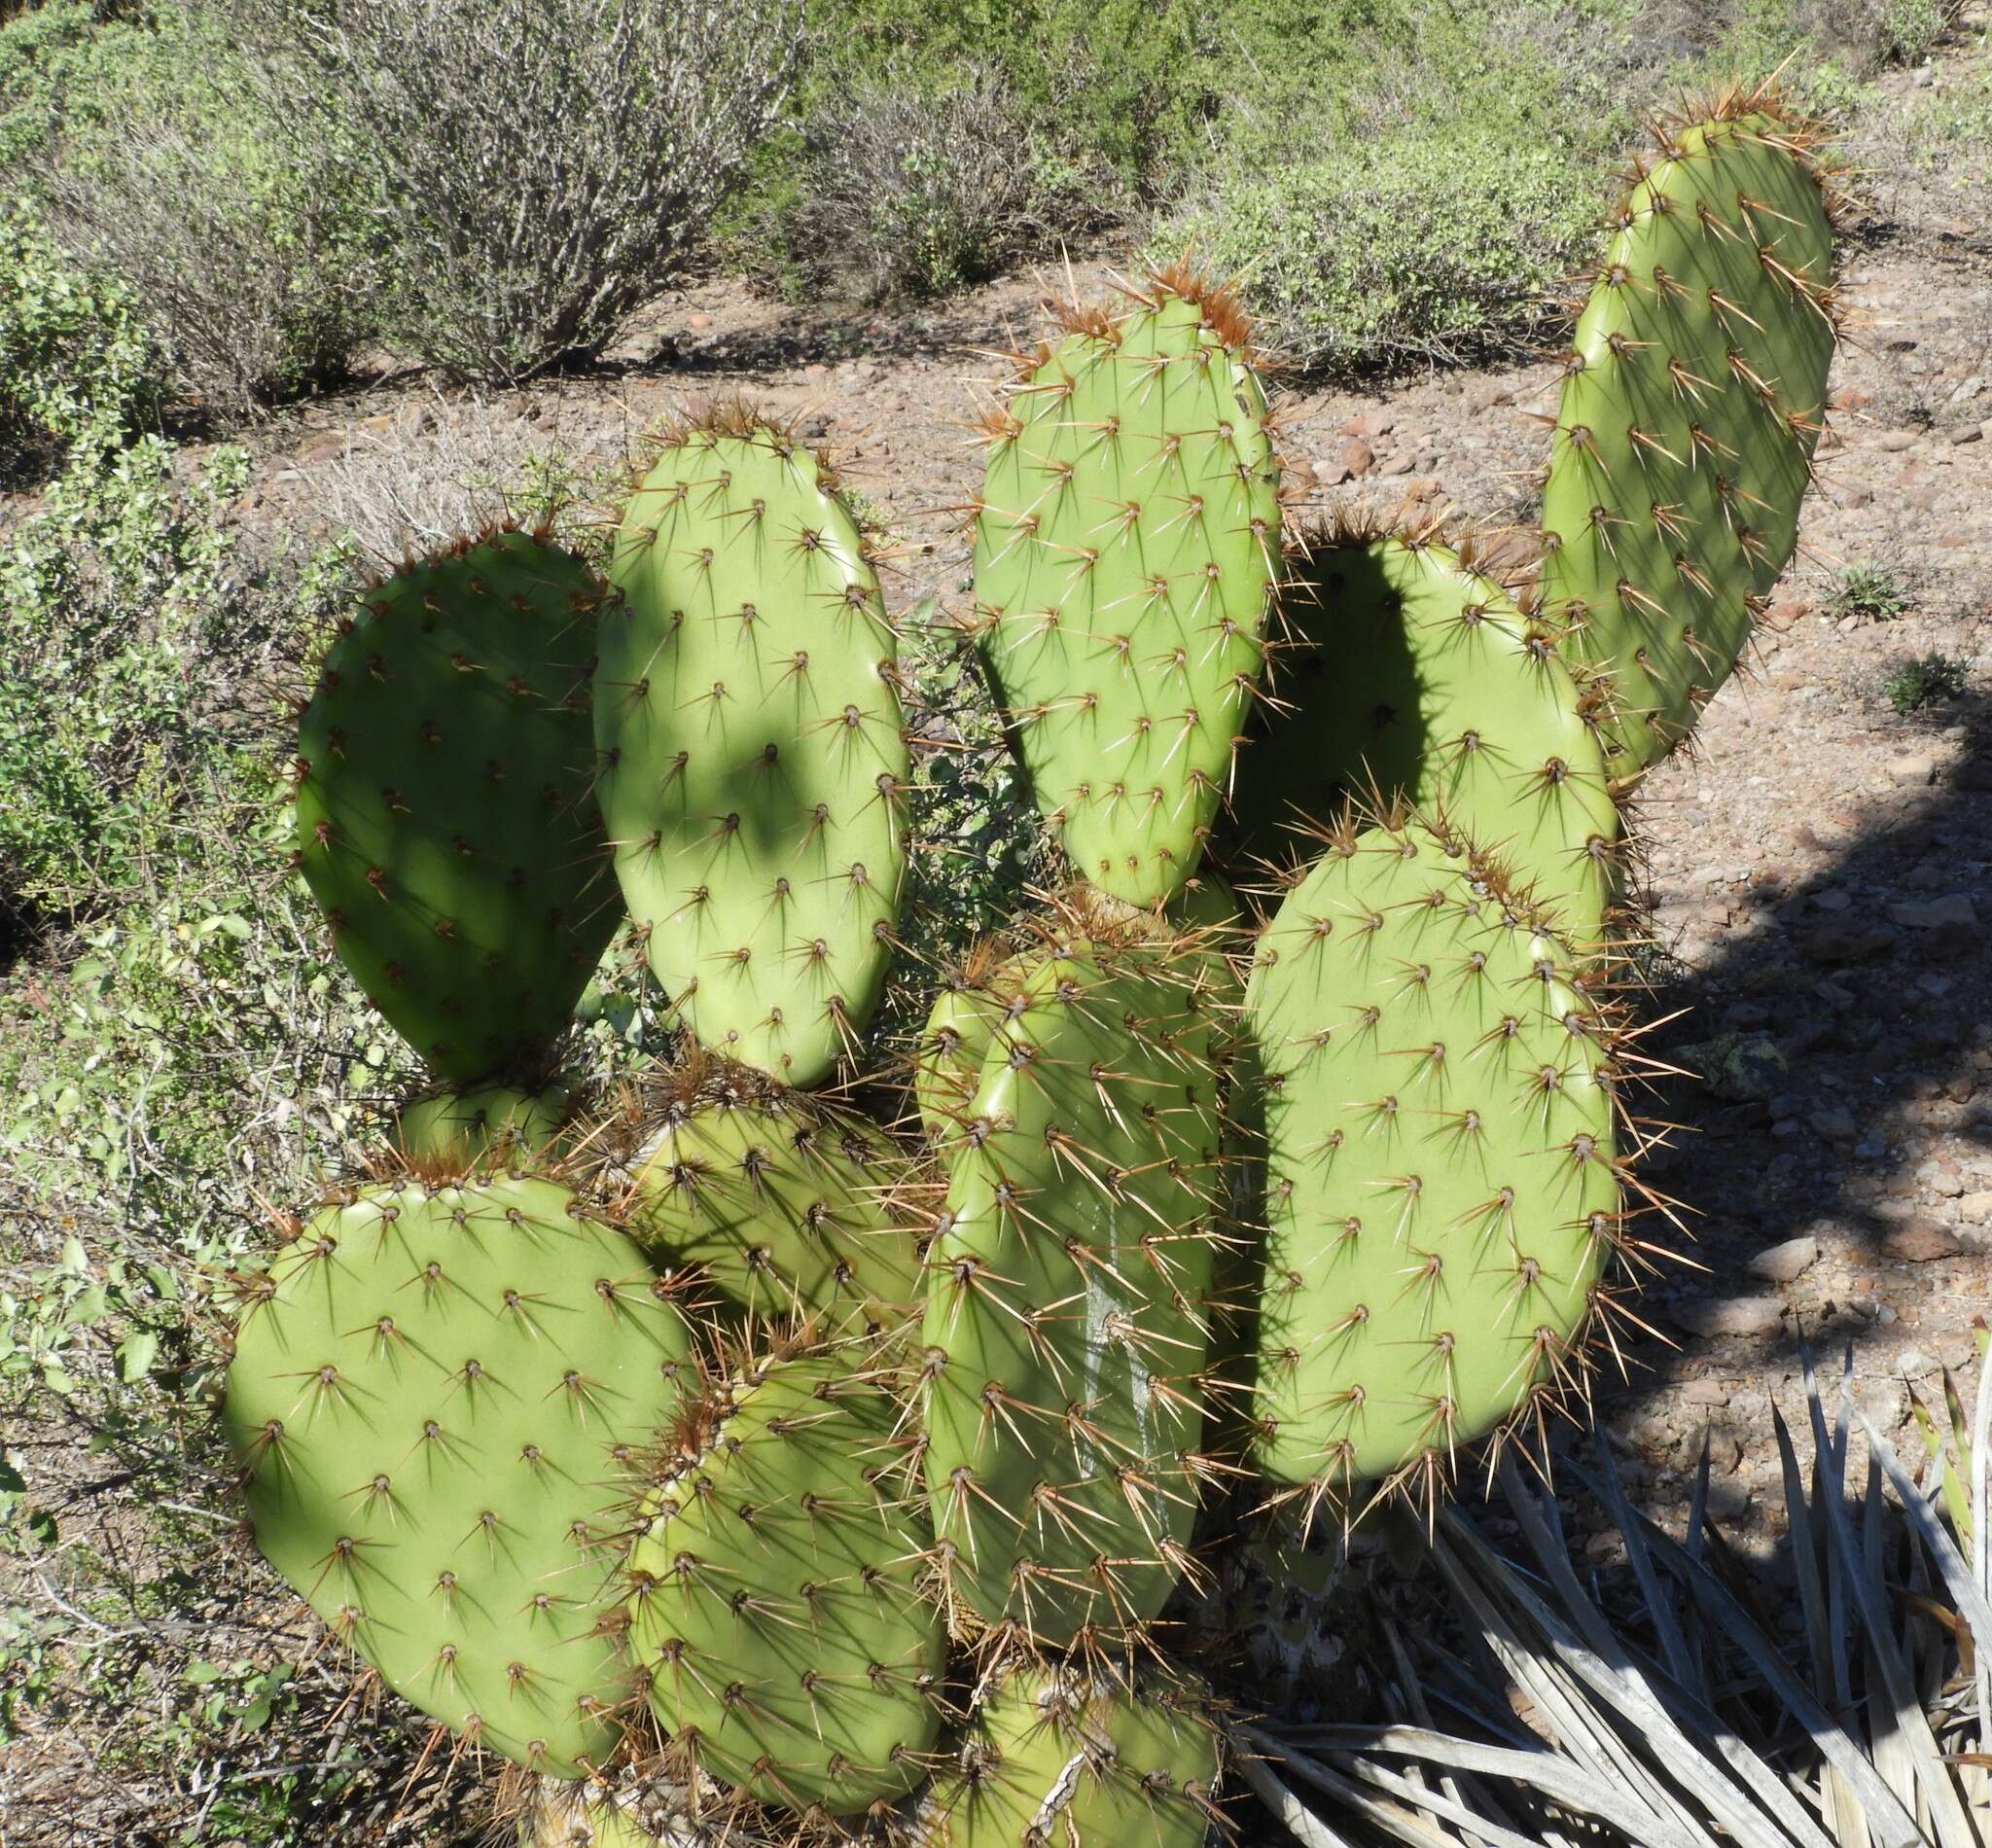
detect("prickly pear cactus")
[294,530,622,1084]
[920,1671,1222,1848]
[625,1348,945,1815]
[622,1093,921,1331]
[395,1080,573,1166]
[1540,95,1837,774]
[920,930,1221,1647]
[1244,813,1620,1519]
[1234,524,1618,937]
[973,267,1280,906]
[596,415,908,1086]
[224,1174,694,1774]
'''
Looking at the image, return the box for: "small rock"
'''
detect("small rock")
[1682,1378,1732,1407]
[1810,1105,1858,1141]
[1855,1133,1889,1159]
[1676,1297,1786,1338]
[1751,1234,1820,1284]
[1765,598,1808,629]
[1897,1346,1939,1376]
[1704,1477,1752,1520]
[1379,453,1415,477]
[1958,1191,1992,1223]
[1338,437,1374,479]
[1950,424,1984,445]
[1887,894,1976,930]
[1884,1222,1963,1262]
[1312,455,1353,486]
[1888,754,1938,787]
[1877,429,1919,451]
[296,430,346,465]
[686,311,713,331]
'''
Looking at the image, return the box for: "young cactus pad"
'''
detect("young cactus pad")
[294,531,622,1084]
[1232,526,1617,939]
[223,1174,694,1774]
[625,1349,946,1814]
[597,417,908,1086]
[1540,94,1836,774]
[920,1671,1222,1848]
[973,268,1280,906]
[1244,814,1620,1517]
[394,1080,573,1167]
[921,934,1221,1647]
[622,1095,921,1331]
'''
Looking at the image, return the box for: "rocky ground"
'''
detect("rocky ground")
[214,36,1992,1568]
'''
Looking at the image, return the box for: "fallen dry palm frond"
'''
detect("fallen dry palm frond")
[1240,1336,1992,1848]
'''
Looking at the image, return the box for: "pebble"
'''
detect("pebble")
[1884,1222,1964,1262]
[1682,1378,1733,1407]
[1810,1105,1858,1141]
[1751,1234,1820,1284]
[1339,436,1375,479]
[1958,1191,1992,1222]
[1888,754,1938,787]
[1676,1297,1786,1338]
[1887,895,1977,929]
[1877,429,1920,450]
[1897,1347,1939,1376]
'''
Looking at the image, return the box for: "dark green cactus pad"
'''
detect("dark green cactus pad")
[597,418,908,1087]
[1540,96,1836,774]
[625,1349,945,1814]
[973,269,1280,906]
[920,931,1221,1648]
[1244,815,1619,1518]
[295,531,622,1084]
[623,1096,921,1332]
[223,1174,694,1774]
[1232,527,1618,939]
[394,1081,573,1168]
[919,1671,1222,1848]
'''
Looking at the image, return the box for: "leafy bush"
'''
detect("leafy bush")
[29,5,374,415]
[772,66,1093,301]
[0,200,159,476]
[1159,122,1605,370]
[0,434,250,920]
[1887,651,1970,713]
[255,0,804,384]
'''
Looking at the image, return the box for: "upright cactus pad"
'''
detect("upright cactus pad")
[625,1348,946,1815]
[973,268,1280,906]
[623,1094,921,1331]
[920,933,1221,1647]
[597,416,908,1086]
[920,1671,1222,1848]
[1540,94,1837,773]
[1233,526,1618,938]
[224,1174,694,1774]
[295,531,622,1084]
[1245,814,1620,1519]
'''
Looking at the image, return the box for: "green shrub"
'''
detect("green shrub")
[0,199,160,475]
[1829,560,1911,621]
[767,66,1095,301]
[0,434,249,919]
[1158,122,1605,371]
[1886,651,1970,713]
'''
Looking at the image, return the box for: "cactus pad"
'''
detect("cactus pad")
[625,1349,945,1814]
[224,1174,694,1774]
[921,1672,1222,1848]
[295,531,621,1083]
[597,418,908,1086]
[623,1096,921,1331]
[1244,815,1619,1516]
[973,270,1280,906]
[920,934,1221,1647]
[1540,97,1836,773]
[395,1081,573,1167]
[1234,528,1618,936]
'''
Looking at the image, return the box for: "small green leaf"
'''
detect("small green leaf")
[117,1332,159,1382]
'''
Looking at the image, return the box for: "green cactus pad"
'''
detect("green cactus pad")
[920,1672,1221,1848]
[295,531,622,1084]
[395,1081,573,1167]
[1244,815,1618,1514]
[597,419,908,1086]
[623,1096,921,1332]
[224,1174,694,1774]
[1233,530,1618,937]
[625,1349,945,1814]
[1541,98,1836,774]
[920,936,1221,1647]
[973,270,1280,906]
